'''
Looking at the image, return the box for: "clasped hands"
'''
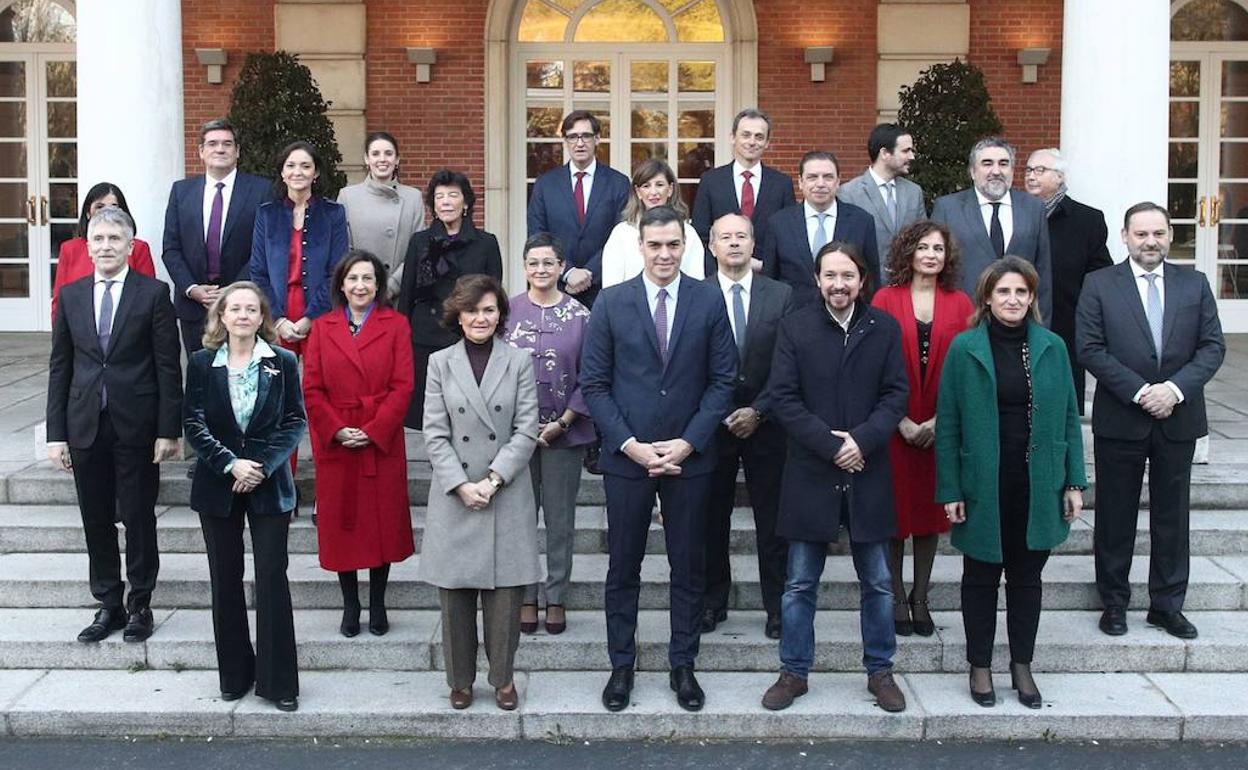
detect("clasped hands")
[276,317,311,343]
[831,430,865,473]
[897,417,935,449]
[230,458,266,494]
[724,407,761,439]
[625,438,693,478]
[564,267,593,295]
[455,473,501,511]
[334,427,372,449]
[1138,383,1178,420]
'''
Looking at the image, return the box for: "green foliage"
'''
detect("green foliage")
[897,59,1003,209]
[227,51,347,197]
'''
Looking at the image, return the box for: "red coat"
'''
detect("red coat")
[52,237,155,324]
[304,306,416,571]
[872,284,974,538]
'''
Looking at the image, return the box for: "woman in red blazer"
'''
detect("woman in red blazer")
[52,182,155,324]
[303,250,415,637]
[871,220,974,638]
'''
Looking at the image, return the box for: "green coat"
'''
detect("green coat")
[934,319,1086,563]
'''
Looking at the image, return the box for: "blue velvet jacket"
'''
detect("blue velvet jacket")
[249,196,349,320]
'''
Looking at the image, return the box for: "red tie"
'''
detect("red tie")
[740,169,755,219]
[574,171,587,226]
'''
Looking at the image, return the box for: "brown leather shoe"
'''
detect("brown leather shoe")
[495,683,519,711]
[868,671,907,713]
[761,671,808,711]
[449,687,473,710]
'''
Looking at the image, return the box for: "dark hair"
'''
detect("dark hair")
[364,131,401,181]
[968,136,1017,169]
[523,232,566,264]
[638,205,684,239]
[272,141,327,199]
[442,274,509,336]
[798,150,840,178]
[886,219,961,291]
[331,249,391,310]
[731,107,772,136]
[971,256,1042,326]
[199,118,238,145]
[622,158,687,224]
[1123,201,1171,230]
[76,182,133,239]
[560,110,601,137]
[868,123,909,163]
[815,240,873,299]
[425,169,477,219]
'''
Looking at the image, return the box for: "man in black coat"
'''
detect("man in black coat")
[46,207,183,644]
[759,241,909,714]
[700,213,794,640]
[1025,148,1113,414]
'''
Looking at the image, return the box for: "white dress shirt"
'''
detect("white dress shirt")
[733,160,762,208]
[568,159,597,209]
[1129,259,1184,404]
[804,199,838,256]
[641,271,680,351]
[202,167,238,241]
[716,268,752,341]
[93,266,128,331]
[975,187,1013,250]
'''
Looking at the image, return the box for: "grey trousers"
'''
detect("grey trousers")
[524,446,585,606]
[439,585,525,690]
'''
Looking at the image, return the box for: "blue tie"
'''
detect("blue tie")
[812,212,828,257]
[97,279,116,409]
[1145,272,1163,356]
[731,283,746,355]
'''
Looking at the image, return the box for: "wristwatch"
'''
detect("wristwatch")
[556,416,572,431]
[487,474,503,491]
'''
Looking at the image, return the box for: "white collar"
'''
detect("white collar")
[867,167,893,188]
[570,159,597,178]
[804,199,837,219]
[207,167,238,189]
[975,187,1011,207]
[733,160,761,178]
[641,271,680,302]
[212,336,278,367]
[94,266,129,284]
[1130,259,1165,279]
[717,269,753,294]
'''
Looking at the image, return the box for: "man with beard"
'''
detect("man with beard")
[1077,202,1225,640]
[932,137,1052,322]
[838,124,927,276]
[760,241,909,713]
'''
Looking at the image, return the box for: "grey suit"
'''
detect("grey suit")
[838,171,925,274]
[931,188,1052,323]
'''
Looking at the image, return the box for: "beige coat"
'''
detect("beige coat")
[419,339,541,589]
[336,177,425,292]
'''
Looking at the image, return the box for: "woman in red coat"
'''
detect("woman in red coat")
[872,220,973,637]
[52,182,155,324]
[303,250,415,637]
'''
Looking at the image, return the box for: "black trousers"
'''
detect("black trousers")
[179,318,205,357]
[604,471,709,669]
[704,422,787,617]
[69,410,160,611]
[199,498,298,701]
[1094,427,1195,612]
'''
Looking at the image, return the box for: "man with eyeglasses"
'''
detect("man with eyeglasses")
[527,110,631,308]
[161,118,271,355]
[1024,148,1113,414]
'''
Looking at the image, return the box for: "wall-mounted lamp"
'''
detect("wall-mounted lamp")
[406,47,437,83]
[804,47,836,83]
[195,48,228,85]
[1016,48,1050,84]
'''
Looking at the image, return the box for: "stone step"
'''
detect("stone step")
[1,608,1244,676]
[0,668,1242,740]
[3,505,1247,558]
[1,551,1245,611]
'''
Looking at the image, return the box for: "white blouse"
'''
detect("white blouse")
[599,220,705,289]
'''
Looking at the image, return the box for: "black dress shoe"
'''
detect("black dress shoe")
[1146,609,1198,639]
[369,606,389,636]
[122,608,154,643]
[340,606,361,638]
[968,666,996,707]
[274,697,299,712]
[220,686,250,702]
[764,613,782,640]
[670,666,705,711]
[1099,606,1127,636]
[77,607,126,643]
[602,666,634,712]
[699,607,727,633]
[1010,662,1042,709]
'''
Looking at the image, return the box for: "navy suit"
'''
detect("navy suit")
[527,162,631,307]
[580,272,737,669]
[161,172,271,352]
[761,201,880,307]
[692,163,796,276]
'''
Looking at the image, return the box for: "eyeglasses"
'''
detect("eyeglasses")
[564,133,598,144]
[1023,166,1053,176]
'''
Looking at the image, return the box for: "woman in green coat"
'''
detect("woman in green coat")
[935,256,1086,710]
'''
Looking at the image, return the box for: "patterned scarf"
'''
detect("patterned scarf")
[1043,182,1068,219]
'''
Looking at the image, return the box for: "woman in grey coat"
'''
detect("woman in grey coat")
[420,274,541,712]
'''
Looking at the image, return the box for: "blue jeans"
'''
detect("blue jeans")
[780,538,896,677]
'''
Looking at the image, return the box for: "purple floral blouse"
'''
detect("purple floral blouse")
[505,292,595,448]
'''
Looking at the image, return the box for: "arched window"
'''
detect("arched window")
[0,0,75,44]
[519,0,724,43]
[1172,0,1248,41]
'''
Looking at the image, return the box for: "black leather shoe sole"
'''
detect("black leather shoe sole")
[220,689,248,702]
[274,697,299,712]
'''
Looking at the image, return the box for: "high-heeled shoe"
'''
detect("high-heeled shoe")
[368,605,389,636]
[969,666,996,707]
[520,603,539,634]
[1010,662,1042,709]
[893,598,913,636]
[544,603,567,635]
[909,591,935,637]
[340,605,361,638]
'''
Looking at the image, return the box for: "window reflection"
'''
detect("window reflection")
[1172,0,1248,41]
[519,0,725,43]
[0,0,75,44]
[576,0,667,42]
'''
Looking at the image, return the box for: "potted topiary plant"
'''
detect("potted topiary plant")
[897,59,1003,210]
[227,51,348,196]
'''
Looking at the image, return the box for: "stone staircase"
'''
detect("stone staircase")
[0,461,1246,741]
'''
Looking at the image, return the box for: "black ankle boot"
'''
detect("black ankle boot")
[340,605,361,638]
[369,606,389,636]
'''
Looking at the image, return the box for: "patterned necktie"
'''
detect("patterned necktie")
[655,287,669,363]
[812,211,828,257]
[731,283,746,355]
[206,181,225,281]
[885,181,898,228]
[740,169,755,219]
[98,279,116,409]
[574,171,587,226]
[1145,272,1164,356]
[989,201,1005,258]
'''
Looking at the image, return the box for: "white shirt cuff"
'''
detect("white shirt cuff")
[1164,380,1185,403]
[621,437,636,452]
[1132,384,1149,404]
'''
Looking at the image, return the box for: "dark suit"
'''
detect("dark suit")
[692,163,796,276]
[702,272,793,620]
[46,270,182,612]
[760,201,880,307]
[1076,260,1225,612]
[183,343,306,701]
[580,273,737,669]
[161,172,270,353]
[1046,195,1113,413]
[931,188,1052,322]
[527,162,631,308]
